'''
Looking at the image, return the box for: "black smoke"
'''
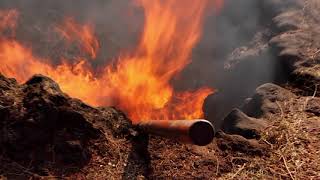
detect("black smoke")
[0,0,299,128]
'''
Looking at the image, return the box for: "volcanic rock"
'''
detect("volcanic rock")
[306,97,320,116]
[242,83,295,118]
[0,73,137,177]
[221,109,268,139]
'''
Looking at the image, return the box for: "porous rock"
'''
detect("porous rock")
[222,109,268,139]
[306,97,320,116]
[242,83,295,118]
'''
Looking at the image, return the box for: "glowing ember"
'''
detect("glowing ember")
[0,0,222,122]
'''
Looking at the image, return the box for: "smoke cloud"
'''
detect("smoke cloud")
[0,0,299,126]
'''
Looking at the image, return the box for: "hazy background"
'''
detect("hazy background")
[0,0,298,126]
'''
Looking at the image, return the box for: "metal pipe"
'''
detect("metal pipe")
[134,119,215,146]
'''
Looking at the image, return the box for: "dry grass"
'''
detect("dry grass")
[219,96,319,179]
[219,1,320,179]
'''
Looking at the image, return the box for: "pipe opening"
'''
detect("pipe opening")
[189,120,215,146]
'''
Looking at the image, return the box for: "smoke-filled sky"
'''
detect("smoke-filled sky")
[0,0,297,71]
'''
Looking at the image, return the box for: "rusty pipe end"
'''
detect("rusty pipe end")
[189,120,215,146]
[134,119,216,146]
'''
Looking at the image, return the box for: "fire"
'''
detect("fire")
[100,0,214,121]
[213,0,224,14]
[55,18,100,59]
[0,9,18,34]
[0,39,102,104]
[0,0,223,122]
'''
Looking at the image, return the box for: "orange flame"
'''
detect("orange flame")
[100,0,214,121]
[55,18,100,59]
[0,38,103,104]
[212,0,224,14]
[0,9,18,34]
[0,0,222,122]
